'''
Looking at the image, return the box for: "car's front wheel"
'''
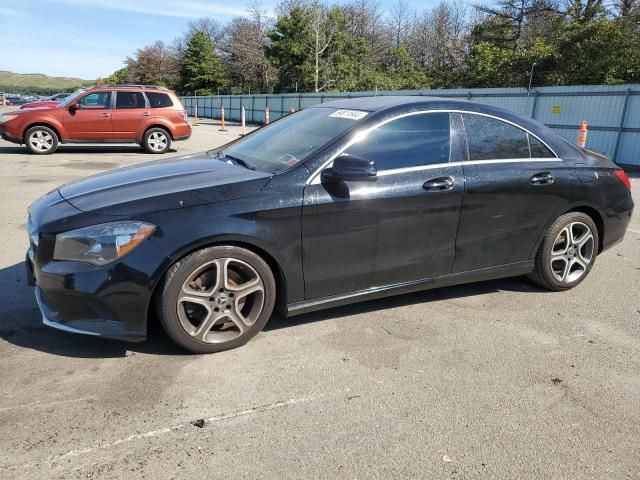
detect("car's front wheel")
[142,127,171,154]
[156,246,276,353]
[25,126,59,154]
[528,212,599,291]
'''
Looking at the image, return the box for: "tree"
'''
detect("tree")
[174,17,225,56]
[408,1,467,87]
[179,31,227,94]
[105,67,131,84]
[379,46,430,89]
[389,0,413,47]
[126,41,178,87]
[222,3,276,93]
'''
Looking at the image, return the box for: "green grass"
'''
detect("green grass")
[0,70,92,95]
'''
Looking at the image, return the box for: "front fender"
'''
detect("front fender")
[20,114,68,140]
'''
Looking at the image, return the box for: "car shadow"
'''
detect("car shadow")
[0,260,546,358]
[0,262,185,358]
[0,145,178,155]
[265,276,545,331]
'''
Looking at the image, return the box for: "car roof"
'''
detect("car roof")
[312,96,548,124]
[312,95,453,112]
[314,95,582,161]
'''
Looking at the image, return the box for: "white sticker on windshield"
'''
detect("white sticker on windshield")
[329,109,368,120]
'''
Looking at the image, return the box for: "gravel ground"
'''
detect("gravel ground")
[0,106,638,479]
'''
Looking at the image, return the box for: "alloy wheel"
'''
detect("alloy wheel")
[148,131,168,152]
[29,130,54,152]
[550,221,595,283]
[177,258,266,343]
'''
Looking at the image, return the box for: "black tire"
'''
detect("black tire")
[24,126,59,154]
[156,246,276,353]
[528,212,599,291]
[142,127,171,154]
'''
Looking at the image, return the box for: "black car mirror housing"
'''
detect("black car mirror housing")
[322,154,377,183]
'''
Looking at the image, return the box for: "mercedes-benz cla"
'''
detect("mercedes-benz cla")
[26,97,634,353]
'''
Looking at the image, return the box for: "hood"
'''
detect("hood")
[59,152,272,216]
[21,102,59,109]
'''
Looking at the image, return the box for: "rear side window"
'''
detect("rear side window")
[463,114,530,160]
[346,112,451,170]
[529,135,555,158]
[115,91,146,109]
[146,92,173,108]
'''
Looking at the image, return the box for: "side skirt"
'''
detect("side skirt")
[286,260,534,317]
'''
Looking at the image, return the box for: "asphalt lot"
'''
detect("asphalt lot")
[0,106,639,479]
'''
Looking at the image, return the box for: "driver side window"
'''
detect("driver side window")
[345,112,451,170]
[78,92,111,109]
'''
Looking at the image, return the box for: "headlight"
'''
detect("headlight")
[0,114,18,124]
[53,222,156,266]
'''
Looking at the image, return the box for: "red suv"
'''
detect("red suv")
[0,85,191,154]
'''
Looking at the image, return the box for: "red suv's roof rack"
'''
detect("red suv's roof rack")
[92,85,170,90]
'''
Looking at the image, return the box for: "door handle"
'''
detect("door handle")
[141,112,150,116]
[530,172,554,185]
[423,176,455,191]
[100,113,110,117]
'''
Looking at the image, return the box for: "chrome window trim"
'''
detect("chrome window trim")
[306,109,559,185]
[376,158,562,177]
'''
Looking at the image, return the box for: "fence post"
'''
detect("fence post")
[613,88,631,164]
[531,90,539,119]
[251,96,255,124]
[298,94,302,111]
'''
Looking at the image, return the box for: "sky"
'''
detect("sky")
[0,0,439,80]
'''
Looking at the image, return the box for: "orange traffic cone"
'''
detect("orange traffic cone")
[577,120,588,148]
[219,105,227,132]
[265,106,270,125]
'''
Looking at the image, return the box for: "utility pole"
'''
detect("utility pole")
[528,63,537,97]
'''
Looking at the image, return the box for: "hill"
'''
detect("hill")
[0,71,92,95]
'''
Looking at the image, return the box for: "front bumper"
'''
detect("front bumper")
[0,126,21,144]
[28,236,173,342]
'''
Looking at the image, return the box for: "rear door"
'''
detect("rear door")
[111,90,148,140]
[452,113,573,273]
[62,91,112,139]
[302,111,465,299]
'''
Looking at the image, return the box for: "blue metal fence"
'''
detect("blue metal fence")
[181,84,640,166]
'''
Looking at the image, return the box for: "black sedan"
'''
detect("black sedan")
[27,97,634,353]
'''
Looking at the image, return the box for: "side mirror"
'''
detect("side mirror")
[321,154,377,183]
[69,103,80,112]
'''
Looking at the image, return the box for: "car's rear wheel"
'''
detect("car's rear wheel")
[25,126,58,154]
[142,127,171,154]
[156,246,276,353]
[528,212,599,291]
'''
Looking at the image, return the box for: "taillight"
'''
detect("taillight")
[176,109,187,121]
[614,169,631,190]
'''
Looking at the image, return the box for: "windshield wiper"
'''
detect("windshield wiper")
[217,152,256,171]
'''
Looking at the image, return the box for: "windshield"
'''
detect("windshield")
[221,107,368,174]
[58,88,88,107]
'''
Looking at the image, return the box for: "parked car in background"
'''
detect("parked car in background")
[25,97,634,353]
[0,85,191,154]
[6,95,26,106]
[20,92,74,109]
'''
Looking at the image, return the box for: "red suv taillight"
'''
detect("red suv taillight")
[177,109,188,122]
[614,169,631,190]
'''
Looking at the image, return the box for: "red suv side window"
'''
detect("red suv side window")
[116,91,146,109]
[146,92,173,108]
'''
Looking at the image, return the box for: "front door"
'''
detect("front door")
[62,91,112,139]
[453,113,574,273]
[302,111,465,300]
